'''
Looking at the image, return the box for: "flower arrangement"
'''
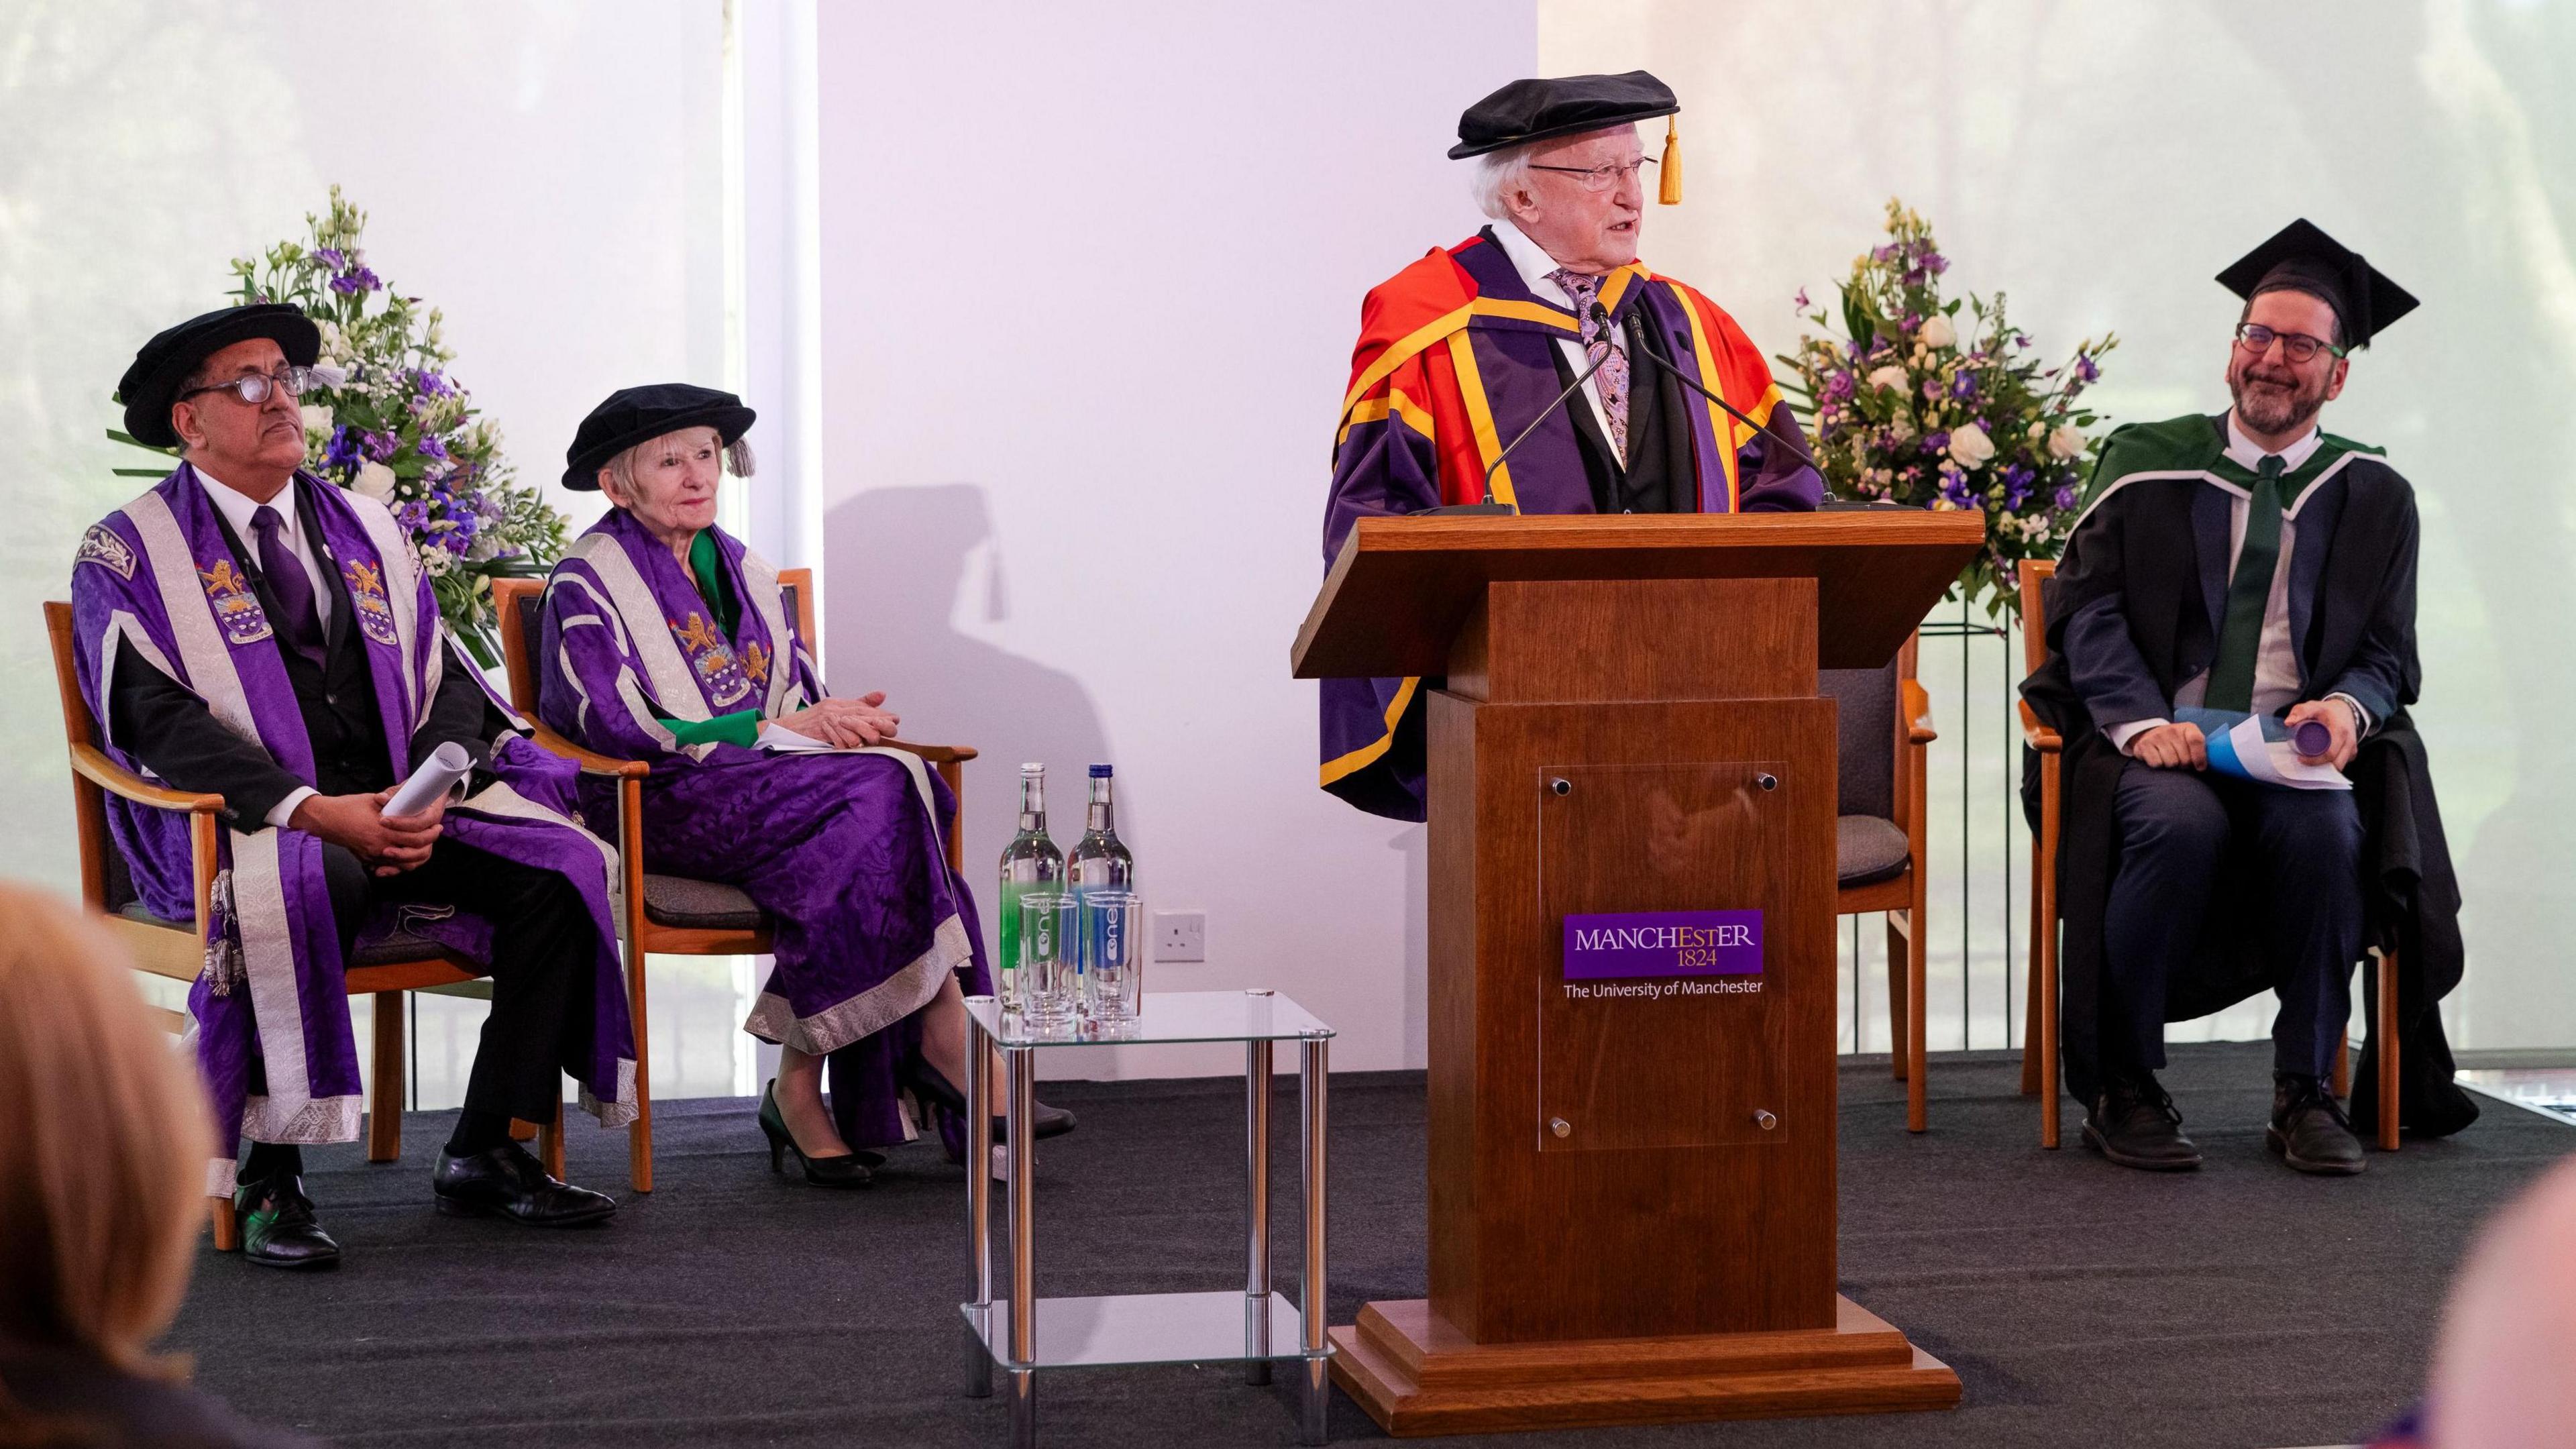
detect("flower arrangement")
[1778,200,2117,614]
[110,186,569,663]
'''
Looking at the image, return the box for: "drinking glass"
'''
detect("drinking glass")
[1081,890,1144,1024]
[1017,891,1079,1027]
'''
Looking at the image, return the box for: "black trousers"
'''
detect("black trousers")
[2102,760,2365,1083]
[320,838,596,1124]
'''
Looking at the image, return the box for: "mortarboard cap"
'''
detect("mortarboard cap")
[564,382,756,490]
[2216,218,2418,350]
[117,303,321,448]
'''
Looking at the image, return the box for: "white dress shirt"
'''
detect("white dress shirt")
[1487,221,1625,462]
[195,468,331,826]
[2105,413,2369,755]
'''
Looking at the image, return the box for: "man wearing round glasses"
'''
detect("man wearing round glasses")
[71,305,641,1267]
[2024,220,2477,1177]
[1317,70,1821,821]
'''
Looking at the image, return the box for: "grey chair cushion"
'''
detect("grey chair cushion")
[115,904,455,967]
[642,874,769,932]
[1819,661,1899,821]
[1836,815,1912,888]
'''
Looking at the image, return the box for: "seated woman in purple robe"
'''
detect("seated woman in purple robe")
[537,385,1070,1186]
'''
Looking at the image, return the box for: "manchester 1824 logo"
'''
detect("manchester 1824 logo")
[1562,910,1763,981]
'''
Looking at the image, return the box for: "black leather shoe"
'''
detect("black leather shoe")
[2269,1073,2366,1175]
[759,1079,877,1187]
[236,1174,341,1270]
[432,1142,617,1226]
[904,1060,1078,1140]
[2081,1073,2203,1171]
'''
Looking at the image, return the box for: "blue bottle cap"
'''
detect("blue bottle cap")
[1088,763,1113,777]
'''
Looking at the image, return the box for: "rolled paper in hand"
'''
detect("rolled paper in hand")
[384,741,474,817]
[2291,718,2334,757]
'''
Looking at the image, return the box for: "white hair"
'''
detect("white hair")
[603,428,756,494]
[1468,143,1537,221]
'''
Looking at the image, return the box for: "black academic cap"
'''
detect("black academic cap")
[563,382,755,490]
[117,303,321,447]
[1449,70,1678,160]
[2216,218,2418,350]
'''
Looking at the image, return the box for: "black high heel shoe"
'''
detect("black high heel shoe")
[759,1080,879,1188]
[901,1059,1078,1141]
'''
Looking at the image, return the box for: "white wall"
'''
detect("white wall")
[814,2,1536,1077]
[1541,0,2576,1053]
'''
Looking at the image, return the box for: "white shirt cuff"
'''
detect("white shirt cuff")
[2105,718,2169,757]
[267,786,318,830]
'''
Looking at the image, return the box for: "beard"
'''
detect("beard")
[2229,360,2328,437]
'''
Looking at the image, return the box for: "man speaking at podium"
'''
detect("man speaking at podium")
[1316,71,1823,821]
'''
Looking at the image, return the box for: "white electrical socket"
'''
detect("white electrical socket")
[1155,910,1206,963]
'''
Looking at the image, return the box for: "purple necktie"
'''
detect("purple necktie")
[1549,268,1629,461]
[250,505,325,667]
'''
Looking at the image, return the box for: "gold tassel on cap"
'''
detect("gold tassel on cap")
[1658,115,1683,206]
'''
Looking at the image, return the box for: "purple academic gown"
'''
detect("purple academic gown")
[70,467,637,1195]
[539,506,989,1151]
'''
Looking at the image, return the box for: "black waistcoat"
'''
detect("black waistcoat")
[1546,308,1698,515]
[207,481,396,797]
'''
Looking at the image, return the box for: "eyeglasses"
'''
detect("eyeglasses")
[2233,323,2345,364]
[179,365,317,407]
[1527,157,1656,193]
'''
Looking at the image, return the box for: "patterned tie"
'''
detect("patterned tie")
[1548,268,1629,461]
[251,504,326,669]
[2203,454,2286,712]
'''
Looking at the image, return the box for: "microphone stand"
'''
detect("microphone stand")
[1625,312,1827,477]
[1479,301,1621,500]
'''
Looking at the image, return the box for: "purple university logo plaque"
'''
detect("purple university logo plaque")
[1562,910,1764,981]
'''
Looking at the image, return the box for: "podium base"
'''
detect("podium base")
[1328,1296,1960,1437]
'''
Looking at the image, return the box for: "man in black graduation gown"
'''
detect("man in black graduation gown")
[2024,220,2477,1175]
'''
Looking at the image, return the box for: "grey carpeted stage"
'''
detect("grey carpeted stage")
[167,1042,2573,1448]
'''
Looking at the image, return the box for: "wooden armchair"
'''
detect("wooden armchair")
[490,572,977,1190]
[2015,559,2398,1150]
[44,602,562,1252]
[1824,636,1937,1132]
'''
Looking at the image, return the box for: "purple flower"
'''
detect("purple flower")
[396,500,431,530]
[362,429,399,462]
[1950,372,1976,398]
[329,265,381,295]
[1937,465,1974,507]
[324,426,360,472]
[2076,354,2100,383]
[1922,430,1950,455]
[1792,287,1811,310]
[1924,252,1949,275]
[2053,485,2080,512]
[415,434,449,462]
[2000,463,2035,509]
[1872,244,1896,263]
[2015,332,2033,350]
[315,248,345,270]
[411,368,454,398]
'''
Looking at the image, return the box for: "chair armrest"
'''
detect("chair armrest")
[883,740,979,766]
[69,742,223,814]
[523,724,650,780]
[1900,680,1936,746]
[2017,700,2061,754]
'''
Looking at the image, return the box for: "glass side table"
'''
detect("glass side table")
[962,988,1335,1448]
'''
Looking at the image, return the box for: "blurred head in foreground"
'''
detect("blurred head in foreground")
[2428,1152,2576,1448]
[0,883,211,1379]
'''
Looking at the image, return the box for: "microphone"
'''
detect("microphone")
[1481,301,1621,497]
[1625,309,1828,477]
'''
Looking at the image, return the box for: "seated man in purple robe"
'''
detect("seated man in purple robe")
[74,305,636,1270]
[538,384,1070,1186]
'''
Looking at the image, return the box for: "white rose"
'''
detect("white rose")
[1866,365,1909,394]
[301,402,334,435]
[1947,421,1996,469]
[1918,313,1957,350]
[2047,423,2086,460]
[354,462,398,502]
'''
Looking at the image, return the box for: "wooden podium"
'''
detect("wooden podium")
[1291,512,1984,1436]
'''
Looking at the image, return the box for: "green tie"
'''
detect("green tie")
[2204,454,2286,711]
